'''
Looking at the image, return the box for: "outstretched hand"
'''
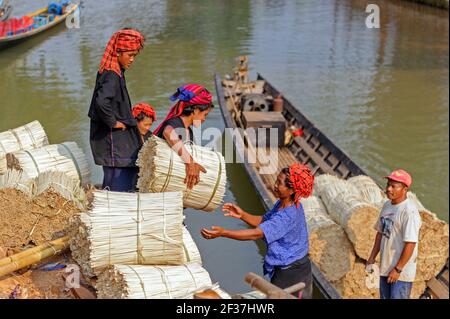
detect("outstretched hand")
[222,203,244,219]
[201,226,224,240]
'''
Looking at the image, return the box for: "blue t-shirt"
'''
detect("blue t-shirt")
[258,200,309,279]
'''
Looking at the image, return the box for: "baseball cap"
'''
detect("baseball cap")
[384,169,412,188]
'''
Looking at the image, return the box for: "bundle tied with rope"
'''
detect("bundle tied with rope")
[96,263,231,299]
[6,142,90,186]
[0,121,49,175]
[68,190,187,278]
[136,136,227,212]
[302,196,356,282]
[313,174,379,261]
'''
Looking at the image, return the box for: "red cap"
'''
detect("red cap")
[384,169,412,188]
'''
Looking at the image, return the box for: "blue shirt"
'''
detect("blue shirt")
[258,200,309,279]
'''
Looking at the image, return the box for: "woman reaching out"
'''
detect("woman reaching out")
[201,163,315,299]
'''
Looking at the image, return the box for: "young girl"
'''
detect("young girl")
[88,28,145,192]
[201,163,314,299]
[153,84,214,190]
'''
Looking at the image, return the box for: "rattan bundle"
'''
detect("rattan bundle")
[182,227,202,265]
[6,142,90,185]
[347,175,387,208]
[136,136,227,212]
[69,191,185,278]
[96,263,220,299]
[302,196,355,281]
[0,121,49,175]
[319,191,379,261]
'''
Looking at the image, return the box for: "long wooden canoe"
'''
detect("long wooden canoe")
[0,2,79,49]
[214,68,448,299]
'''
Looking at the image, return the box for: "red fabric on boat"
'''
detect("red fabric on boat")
[0,16,34,37]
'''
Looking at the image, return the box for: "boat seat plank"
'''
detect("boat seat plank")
[293,137,335,175]
[427,277,449,299]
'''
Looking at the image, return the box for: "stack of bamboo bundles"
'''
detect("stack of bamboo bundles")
[0,121,49,175]
[96,263,230,299]
[6,142,90,185]
[136,136,227,212]
[69,190,186,278]
[302,196,355,282]
[347,175,387,208]
[314,175,379,260]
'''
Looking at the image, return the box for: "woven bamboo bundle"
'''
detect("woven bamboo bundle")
[313,174,360,199]
[302,196,355,282]
[0,121,49,175]
[182,227,202,265]
[347,175,387,208]
[96,263,219,299]
[69,190,185,278]
[136,136,227,212]
[320,190,379,261]
[416,210,449,281]
[6,142,90,185]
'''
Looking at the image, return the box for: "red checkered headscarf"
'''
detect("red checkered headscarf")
[132,103,157,121]
[284,163,314,208]
[153,84,213,136]
[99,29,145,77]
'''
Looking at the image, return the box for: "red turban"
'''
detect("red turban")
[153,84,213,136]
[99,29,145,77]
[132,103,157,121]
[288,163,314,208]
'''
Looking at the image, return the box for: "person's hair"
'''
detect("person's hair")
[181,103,214,116]
[281,167,296,201]
[135,112,153,122]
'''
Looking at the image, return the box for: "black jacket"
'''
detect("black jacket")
[88,70,141,167]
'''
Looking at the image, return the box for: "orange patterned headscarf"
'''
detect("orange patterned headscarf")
[99,29,145,77]
[132,103,157,121]
[286,163,314,208]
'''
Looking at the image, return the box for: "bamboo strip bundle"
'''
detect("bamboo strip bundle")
[416,210,449,281]
[314,174,360,203]
[407,192,428,212]
[0,169,33,195]
[0,237,69,278]
[332,261,380,299]
[347,175,387,208]
[302,196,356,282]
[0,121,49,175]
[96,263,215,299]
[320,190,379,261]
[136,136,227,212]
[182,227,202,265]
[69,191,185,278]
[6,142,90,185]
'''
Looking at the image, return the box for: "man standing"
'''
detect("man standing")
[366,169,422,299]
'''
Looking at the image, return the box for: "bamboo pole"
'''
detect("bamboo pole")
[244,272,298,299]
[0,236,69,277]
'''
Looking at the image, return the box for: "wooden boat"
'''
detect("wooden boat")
[0,2,79,49]
[214,57,449,299]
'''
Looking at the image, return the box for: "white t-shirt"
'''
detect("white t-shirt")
[374,198,422,282]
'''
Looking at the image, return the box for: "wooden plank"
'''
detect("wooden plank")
[440,270,449,285]
[427,278,449,299]
[294,137,335,175]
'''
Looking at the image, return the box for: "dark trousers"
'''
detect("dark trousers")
[102,166,139,192]
[271,255,313,299]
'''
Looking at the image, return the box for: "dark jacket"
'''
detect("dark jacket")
[156,117,193,143]
[88,70,141,167]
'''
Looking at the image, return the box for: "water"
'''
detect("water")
[0,0,448,295]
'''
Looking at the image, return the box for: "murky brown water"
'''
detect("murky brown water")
[0,0,448,294]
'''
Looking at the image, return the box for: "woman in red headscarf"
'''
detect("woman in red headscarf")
[88,28,145,192]
[201,163,315,299]
[154,84,214,189]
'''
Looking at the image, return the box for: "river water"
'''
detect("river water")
[0,0,448,294]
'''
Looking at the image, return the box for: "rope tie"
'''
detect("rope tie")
[24,150,40,175]
[155,266,173,299]
[9,129,23,149]
[136,193,144,264]
[201,151,223,211]
[24,124,38,148]
[106,191,112,266]
[183,264,198,289]
[126,266,148,299]
[160,144,174,193]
